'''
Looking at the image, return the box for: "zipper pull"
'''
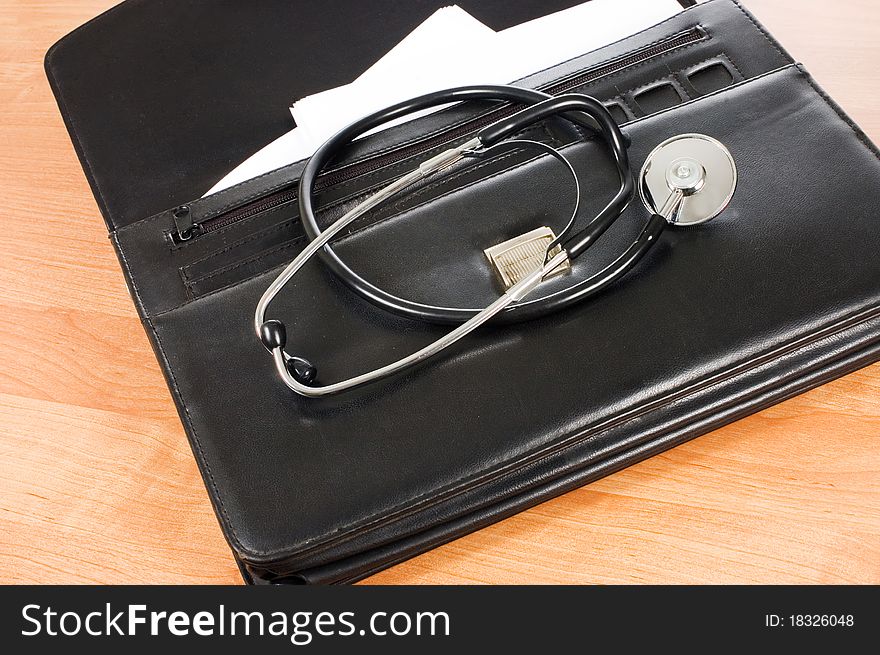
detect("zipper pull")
[172,205,197,241]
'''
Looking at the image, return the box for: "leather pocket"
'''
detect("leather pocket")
[179,46,746,300]
[182,220,307,298]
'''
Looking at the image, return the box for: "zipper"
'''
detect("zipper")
[173,27,705,242]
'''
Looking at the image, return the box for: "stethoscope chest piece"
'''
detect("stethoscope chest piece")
[639,133,737,225]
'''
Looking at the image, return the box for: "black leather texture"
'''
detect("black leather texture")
[46,0,880,584]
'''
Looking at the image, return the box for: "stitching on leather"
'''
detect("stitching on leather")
[112,226,244,551]
[182,220,302,278]
[616,95,637,118]
[520,26,706,89]
[234,64,880,559]
[630,49,744,105]
[630,73,691,103]
[184,242,303,298]
[681,53,743,83]
[605,64,799,129]
[798,65,880,159]
[186,237,306,289]
[110,231,146,311]
[145,314,247,552]
[720,53,746,80]
[672,77,691,102]
[731,0,788,60]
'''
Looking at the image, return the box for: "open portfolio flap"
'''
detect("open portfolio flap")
[46,0,880,583]
[46,0,607,229]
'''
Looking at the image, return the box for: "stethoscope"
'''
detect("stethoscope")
[255,84,737,397]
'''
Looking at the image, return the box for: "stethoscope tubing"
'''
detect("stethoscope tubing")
[297,85,634,325]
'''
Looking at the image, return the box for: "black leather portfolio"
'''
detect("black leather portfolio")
[46,0,880,583]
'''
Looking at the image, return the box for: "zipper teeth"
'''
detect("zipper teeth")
[193,28,703,236]
[200,189,298,234]
[551,30,700,92]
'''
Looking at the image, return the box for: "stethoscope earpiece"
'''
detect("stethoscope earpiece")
[259,319,318,385]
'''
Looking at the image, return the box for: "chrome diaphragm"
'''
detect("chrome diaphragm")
[639,133,737,225]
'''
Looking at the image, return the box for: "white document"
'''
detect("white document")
[204,0,683,196]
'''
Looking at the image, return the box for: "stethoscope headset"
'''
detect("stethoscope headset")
[256,84,737,397]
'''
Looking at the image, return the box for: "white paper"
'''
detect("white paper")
[204,0,683,196]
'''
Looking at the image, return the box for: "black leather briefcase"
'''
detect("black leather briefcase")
[46,0,880,583]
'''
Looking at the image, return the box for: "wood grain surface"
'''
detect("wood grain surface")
[0,0,877,585]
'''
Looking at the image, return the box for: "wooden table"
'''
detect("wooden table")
[1,0,877,584]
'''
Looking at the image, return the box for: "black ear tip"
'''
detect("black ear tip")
[287,357,317,386]
[260,320,286,349]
